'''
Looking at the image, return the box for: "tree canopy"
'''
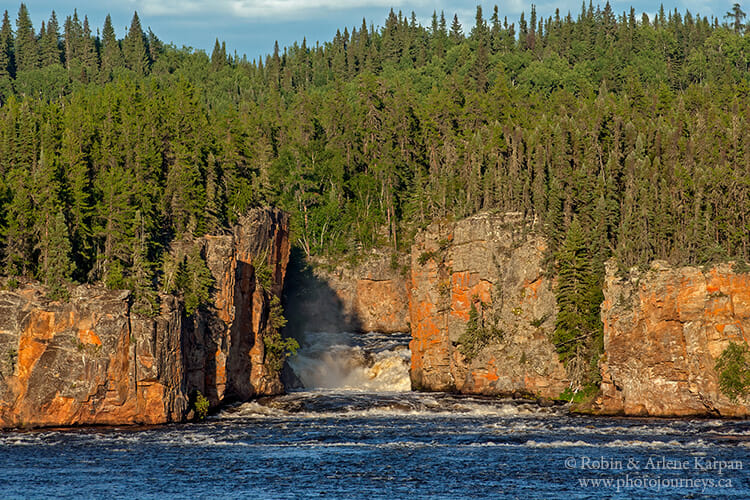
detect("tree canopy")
[0,4,749,359]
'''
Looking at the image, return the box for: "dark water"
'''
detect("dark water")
[2,391,749,500]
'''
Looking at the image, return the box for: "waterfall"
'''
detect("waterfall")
[286,331,411,392]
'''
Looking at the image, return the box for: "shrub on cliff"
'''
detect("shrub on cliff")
[715,342,750,402]
[263,295,299,371]
[457,300,501,360]
[193,391,210,420]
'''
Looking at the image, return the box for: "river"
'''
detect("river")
[1,331,749,499]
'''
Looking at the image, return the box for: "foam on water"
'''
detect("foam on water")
[287,331,411,391]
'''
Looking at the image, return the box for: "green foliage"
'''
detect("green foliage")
[457,301,501,360]
[173,247,214,316]
[417,250,439,266]
[559,383,599,404]
[268,295,287,330]
[530,314,550,328]
[193,391,209,420]
[0,5,749,388]
[715,342,750,402]
[42,211,73,301]
[553,220,604,387]
[253,252,273,292]
[264,295,297,372]
[104,260,126,290]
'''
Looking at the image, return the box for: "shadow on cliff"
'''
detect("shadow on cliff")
[281,247,364,389]
[283,247,363,338]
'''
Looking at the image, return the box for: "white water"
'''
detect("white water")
[286,331,412,391]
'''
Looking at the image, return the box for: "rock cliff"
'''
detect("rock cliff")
[409,212,568,397]
[0,208,289,429]
[285,251,410,334]
[595,260,750,417]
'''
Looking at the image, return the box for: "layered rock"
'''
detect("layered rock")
[188,208,290,404]
[409,212,568,397]
[286,251,409,334]
[0,208,289,429]
[595,260,750,417]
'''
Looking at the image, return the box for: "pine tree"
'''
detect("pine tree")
[725,3,747,33]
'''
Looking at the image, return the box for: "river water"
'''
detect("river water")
[2,332,749,499]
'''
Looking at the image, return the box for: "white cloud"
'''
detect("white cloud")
[134,0,427,19]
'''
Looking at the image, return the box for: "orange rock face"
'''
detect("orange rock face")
[0,208,290,429]
[195,208,290,403]
[0,287,185,428]
[287,252,410,334]
[596,260,750,417]
[409,212,568,396]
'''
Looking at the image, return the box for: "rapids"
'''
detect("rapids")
[286,331,412,392]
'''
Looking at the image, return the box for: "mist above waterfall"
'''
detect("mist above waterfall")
[287,331,411,392]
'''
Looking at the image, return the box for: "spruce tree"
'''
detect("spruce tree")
[3,171,35,277]
[40,11,61,67]
[41,211,73,300]
[79,16,98,80]
[449,14,463,44]
[100,14,123,78]
[63,11,82,71]
[14,3,36,72]
[122,12,148,74]
[0,10,14,98]
[553,219,603,388]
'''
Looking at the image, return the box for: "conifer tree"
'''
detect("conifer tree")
[122,12,148,74]
[40,211,73,300]
[211,38,226,70]
[147,28,161,63]
[79,16,98,79]
[40,11,61,66]
[0,10,14,96]
[449,14,463,44]
[100,14,123,78]
[14,3,36,72]
[553,219,603,388]
[3,171,35,277]
[725,3,747,33]
[63,10,82,71]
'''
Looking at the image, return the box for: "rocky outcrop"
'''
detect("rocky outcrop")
[188,208,290,404]
[0,287,185,428]
[286,252,409,334]
[595,260,750,417]
[0,208,289,429]
[409,212,568,397]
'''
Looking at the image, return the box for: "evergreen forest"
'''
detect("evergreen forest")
[1,2,750,383]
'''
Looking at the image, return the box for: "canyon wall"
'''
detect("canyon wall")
[0,208,289,429]
[595,260,750,417]
[285,251,410,334]
[408,212,568,397]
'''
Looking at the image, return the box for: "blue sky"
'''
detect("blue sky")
[12,1,729,61]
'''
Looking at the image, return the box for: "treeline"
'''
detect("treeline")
[0,3,749,349]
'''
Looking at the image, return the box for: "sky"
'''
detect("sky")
[11,1,729,61]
